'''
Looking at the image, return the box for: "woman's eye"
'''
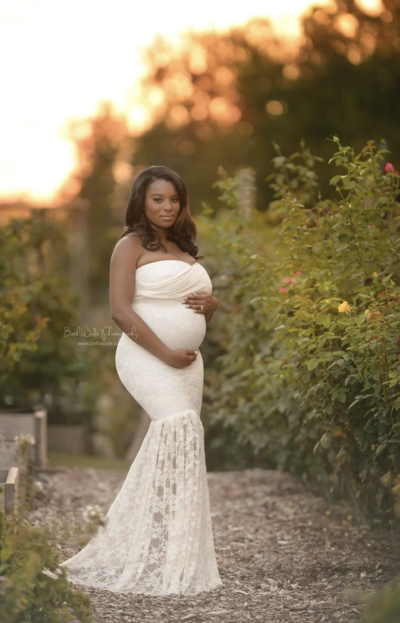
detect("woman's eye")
[153,198,179,203]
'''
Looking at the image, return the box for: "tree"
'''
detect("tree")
[66,102,134,303]
[129,0,400,211]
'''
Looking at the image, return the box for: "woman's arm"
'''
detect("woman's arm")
[109,237,197,369]
[204,307,217,323]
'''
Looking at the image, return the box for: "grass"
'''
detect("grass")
[47,451,131,471]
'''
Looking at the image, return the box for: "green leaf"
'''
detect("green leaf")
[376,442,387,456]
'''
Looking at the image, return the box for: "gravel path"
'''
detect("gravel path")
[30,467,400,623]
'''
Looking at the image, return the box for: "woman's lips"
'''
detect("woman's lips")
[161,215,174,220]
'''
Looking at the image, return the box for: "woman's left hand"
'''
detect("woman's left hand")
[183,291,218,318]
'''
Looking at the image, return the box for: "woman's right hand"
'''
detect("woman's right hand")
[166,348,199,368]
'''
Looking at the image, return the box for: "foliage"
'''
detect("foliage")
[200,138,400,517]
[348,576,400,623]
[0,213,49,378]
[0,212,98,426]
[0,511,92,623]
[198,170,292,471]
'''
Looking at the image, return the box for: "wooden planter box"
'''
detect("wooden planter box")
[0,406,47,467]
[0,441,33,510]
[0,467,20,515]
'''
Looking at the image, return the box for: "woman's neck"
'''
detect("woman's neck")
[151,225,169,243]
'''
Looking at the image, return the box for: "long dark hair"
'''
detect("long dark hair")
[119,165,202,259]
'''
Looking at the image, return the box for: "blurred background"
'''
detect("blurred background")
[1,0,399,474]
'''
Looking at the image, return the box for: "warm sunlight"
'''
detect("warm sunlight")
[0,0,382,204]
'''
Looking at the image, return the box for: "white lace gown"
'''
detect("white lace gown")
[60,260,223,596]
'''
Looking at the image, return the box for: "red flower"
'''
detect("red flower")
[370,223,376,228]
[385,163,394,172]
[296,271,302,275]
[279,286,288,293]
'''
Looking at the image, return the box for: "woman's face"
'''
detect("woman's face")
[144,179,180,231]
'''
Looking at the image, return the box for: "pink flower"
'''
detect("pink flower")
[279,286,288,293]
[395,171,399,176]
[385,162,394,172]
[282,277,296,285]
[370,223,376,228]
[296,271,302,275]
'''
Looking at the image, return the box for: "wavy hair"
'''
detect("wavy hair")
[119,165,202,260]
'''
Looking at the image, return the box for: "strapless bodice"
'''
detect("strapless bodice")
[127,260,212,351]
[132,260,212,302]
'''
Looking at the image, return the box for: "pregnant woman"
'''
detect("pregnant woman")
[60,165,224,596]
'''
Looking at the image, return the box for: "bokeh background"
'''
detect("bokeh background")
[1,0,399,495]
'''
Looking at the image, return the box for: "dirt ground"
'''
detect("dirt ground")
[29,466,400,623]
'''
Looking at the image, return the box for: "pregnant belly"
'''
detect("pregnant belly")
[131,299,207,351]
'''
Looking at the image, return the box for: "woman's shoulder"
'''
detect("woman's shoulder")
[112,232,144,261]
[123,230,143,242]
[115,231,143,249]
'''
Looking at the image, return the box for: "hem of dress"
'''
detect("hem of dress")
[65,575,224,596]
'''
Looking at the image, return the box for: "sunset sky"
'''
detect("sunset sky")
[0,0,381,204]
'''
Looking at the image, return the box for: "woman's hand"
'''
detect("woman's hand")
[182,291,218,321]
[166,348,200,368]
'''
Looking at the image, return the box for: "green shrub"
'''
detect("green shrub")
[0,511,92,623]
[0,214,49,378]
[200,138,400,517]
[0,212,97,426]
[348,576,400,623]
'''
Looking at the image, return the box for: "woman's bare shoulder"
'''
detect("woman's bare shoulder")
[113,232,143,252]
